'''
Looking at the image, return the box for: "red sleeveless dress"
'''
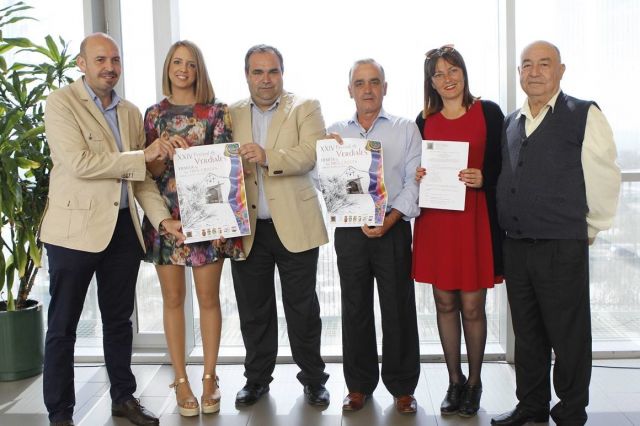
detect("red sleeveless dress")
[412,102,500,290]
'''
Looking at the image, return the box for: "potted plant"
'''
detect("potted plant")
[0,1,76,381]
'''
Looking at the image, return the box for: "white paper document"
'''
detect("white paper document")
[173,143,251,243]
[316,138,387,227]
[419,140,469,211]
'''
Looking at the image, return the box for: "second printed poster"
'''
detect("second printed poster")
[316,138,387,227]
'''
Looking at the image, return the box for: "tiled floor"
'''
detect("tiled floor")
[1,360,639,425]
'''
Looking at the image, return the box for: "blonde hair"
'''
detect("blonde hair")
[162,40,215,104]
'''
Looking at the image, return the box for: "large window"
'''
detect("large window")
[177,0,501,126]
[5,0,637,360]
[175,0,503,355]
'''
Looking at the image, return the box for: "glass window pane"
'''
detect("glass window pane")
[590,182,640,346]
[516,0,640,170]
[120,0,156,111]
[178,0,500,127]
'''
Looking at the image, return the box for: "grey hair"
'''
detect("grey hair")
[349,58,385,83]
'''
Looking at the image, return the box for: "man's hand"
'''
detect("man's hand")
[325,132,344,145]
[415,166,427,182]
[459,168,483,188]
[144,134,189,162]
[160,219,185,246]
[361,209,402,238]
[239,143,267,166]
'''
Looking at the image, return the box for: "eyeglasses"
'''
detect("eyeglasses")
[425,44,455,61]
[431,67,462,83]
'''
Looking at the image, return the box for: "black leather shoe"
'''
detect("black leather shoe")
[491,406,549,425]
[235,383,270,406]
[440,376,467,415]
[458,383,482,417]
[50,421,74,426]
[304,384,330,406]
[111,398,159,425]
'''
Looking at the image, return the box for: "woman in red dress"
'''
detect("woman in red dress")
[413,46,504,417]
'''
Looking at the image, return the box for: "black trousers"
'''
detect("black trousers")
[231,220,328,386]
[335,221,420,396]
[504,237,591,425]
[43,210,143,422]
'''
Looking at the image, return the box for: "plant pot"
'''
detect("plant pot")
[0,300,44,381]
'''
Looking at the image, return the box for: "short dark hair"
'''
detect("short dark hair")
[423,46,477,117]
[244,44,284,74]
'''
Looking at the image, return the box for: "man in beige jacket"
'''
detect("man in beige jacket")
[229,44,330,407]
[40,33,185,426]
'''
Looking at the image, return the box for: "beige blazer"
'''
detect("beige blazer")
[230,92,328,255]
[40,79,170,252]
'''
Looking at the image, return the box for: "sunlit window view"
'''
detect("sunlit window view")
[3,0,639,357]
[174,0,502,354]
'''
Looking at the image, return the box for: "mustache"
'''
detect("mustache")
[100,72,118,78]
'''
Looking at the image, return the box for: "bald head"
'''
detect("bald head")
[518,40,565,107]
[79,32,119,60]
[521,40,561,63]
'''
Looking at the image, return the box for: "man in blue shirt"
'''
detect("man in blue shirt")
[328,59,421,414]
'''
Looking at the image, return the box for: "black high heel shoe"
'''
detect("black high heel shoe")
[440,375,467,415]
[458,382,482,417]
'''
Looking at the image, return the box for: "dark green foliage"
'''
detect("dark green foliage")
[0,1,76,310]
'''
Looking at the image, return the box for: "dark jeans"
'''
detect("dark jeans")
[43,209,143,422]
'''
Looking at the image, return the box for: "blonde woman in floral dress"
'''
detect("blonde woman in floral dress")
[141,40,243,416]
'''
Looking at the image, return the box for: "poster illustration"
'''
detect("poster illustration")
[316,138,387,227]
[173,143,250,243]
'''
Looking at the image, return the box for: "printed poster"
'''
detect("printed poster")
[173,143,250,243]
[316,138,387,227]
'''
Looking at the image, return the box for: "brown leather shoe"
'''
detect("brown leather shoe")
[395,395,417,414]
[342,392,370,411]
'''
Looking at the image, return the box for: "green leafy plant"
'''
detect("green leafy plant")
[0,1,76,311]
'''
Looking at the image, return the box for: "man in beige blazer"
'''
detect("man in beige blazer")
[229,44,330,407]
[40,33,185,426]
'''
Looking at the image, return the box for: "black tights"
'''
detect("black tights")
[433,287,487,386]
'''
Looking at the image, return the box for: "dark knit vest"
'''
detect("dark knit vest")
[496,92,594,239]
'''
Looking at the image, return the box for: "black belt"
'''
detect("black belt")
[506,235,550,244]
[256,218,273,224]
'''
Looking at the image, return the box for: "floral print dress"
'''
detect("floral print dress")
[141,99,244,265]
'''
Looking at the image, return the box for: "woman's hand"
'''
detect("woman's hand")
[415,166,427,182]
[213,236,227,249]
[159,219,185,246]
[459,168,483,188]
